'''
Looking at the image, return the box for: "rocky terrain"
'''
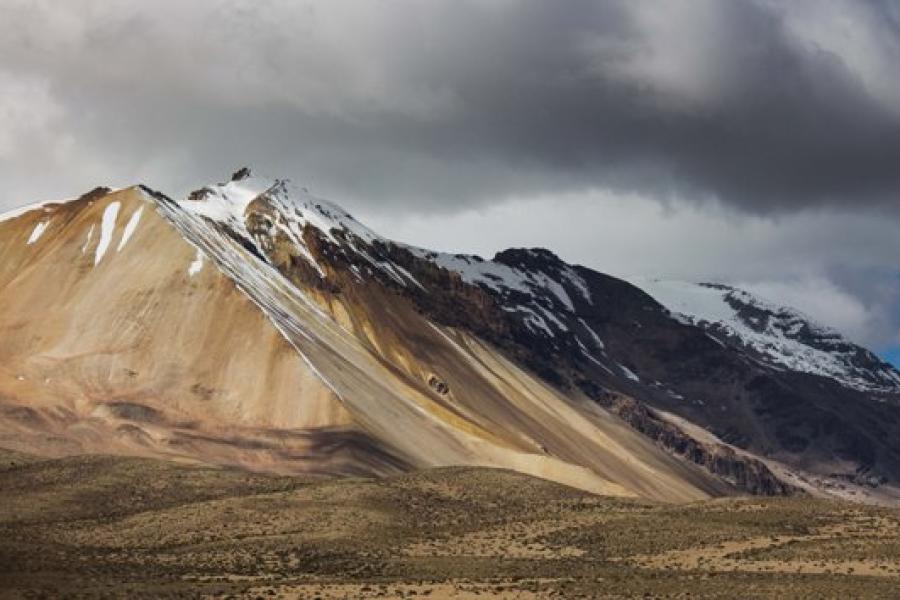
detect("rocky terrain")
[1,448,899,599]
[3,170,900,502]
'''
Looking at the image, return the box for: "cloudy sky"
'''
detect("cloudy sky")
[1,0,898,363]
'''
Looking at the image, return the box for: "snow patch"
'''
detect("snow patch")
[116,206,143,252]
[619,364,640,382]
[577,318,605,349]
[188,248,205,277]
[561,268,592,304]
[575,338,615,375]
[94,202,121,265]
[26,220,50,245]
[406,248,531,295]
[81,225,95,255]
[535,273,574,311]
[504,305,555,337]
[0,200,55,224]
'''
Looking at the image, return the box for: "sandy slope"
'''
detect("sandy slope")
[0,186,728,501]
[0,188,371,474]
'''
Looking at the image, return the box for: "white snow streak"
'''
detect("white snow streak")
[575,338,615,375]
[188,248,205,277]
[81,225,95,255]
[26,221,50,245]
[562,268,592,304]
[577,318,605,349]
[0,200,54,224]
[619,364,640,382]
[94,202,120,265]
[116,206,143,252]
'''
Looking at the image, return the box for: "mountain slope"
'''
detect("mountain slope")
[3,169,900,504]
[0,186,386,475]
[0,180,730,502]
[632,279,900,393]
[402,246,900,502]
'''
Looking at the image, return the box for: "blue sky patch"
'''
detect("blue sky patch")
[883,346,900,369]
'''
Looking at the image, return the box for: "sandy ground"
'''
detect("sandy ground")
[1,448,899,599]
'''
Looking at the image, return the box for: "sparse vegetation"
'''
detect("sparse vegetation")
[1,448,898,598]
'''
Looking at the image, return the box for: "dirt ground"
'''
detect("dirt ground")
[1,448,899,599]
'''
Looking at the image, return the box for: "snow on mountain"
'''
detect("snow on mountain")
[181,169,593,341]
[0,200,56,224]
[94,201,121,265]
[26,220,50,245]
[132,178,730,500]
[181,169,431,288]
[632,278,900,394]
[404,246,594,340]
[174,169,900,398]
[183,170,379,246]
[6,169,900,502]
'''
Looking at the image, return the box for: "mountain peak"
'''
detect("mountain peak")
[5,176,900,505]
[493,247,563,270]
[173,170,385,286]
[230,166,252,182]
[631,278,900,393]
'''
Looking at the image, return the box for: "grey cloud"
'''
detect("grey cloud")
[0,1,898,351]
[360,192,900,349]
[1,0,899,214]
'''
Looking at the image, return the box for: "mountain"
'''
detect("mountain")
[2,169,899,505]
[633,279,900,393]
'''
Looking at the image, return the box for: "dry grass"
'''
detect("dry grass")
[1,448,899,598]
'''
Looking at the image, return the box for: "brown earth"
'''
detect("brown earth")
[1,448,899,599]
[0,187,734,502]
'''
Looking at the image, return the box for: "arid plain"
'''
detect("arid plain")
[2,448,900,599]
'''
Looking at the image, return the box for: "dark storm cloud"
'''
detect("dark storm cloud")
[2,0,899,213]
[0,0,899,350]
[363,0,900,212]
